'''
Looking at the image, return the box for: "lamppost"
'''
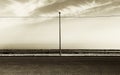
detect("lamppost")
[59,12,62,56]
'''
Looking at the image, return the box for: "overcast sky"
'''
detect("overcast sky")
[0,0,120,49]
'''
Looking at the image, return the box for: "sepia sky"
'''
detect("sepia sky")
[0,0,120,49]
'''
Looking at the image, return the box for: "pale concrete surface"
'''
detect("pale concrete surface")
[0,57,120,75]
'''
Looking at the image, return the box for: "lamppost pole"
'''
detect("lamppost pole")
[59,12,62,56]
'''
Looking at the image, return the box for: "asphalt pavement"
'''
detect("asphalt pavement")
[0,56,120,75]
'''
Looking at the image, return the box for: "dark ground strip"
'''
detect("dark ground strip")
[0,49,120,54]
[0,57,120,75]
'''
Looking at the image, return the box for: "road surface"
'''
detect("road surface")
[0,56,120,75]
